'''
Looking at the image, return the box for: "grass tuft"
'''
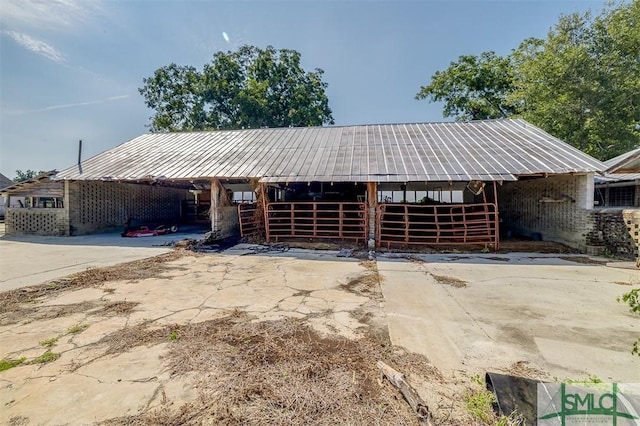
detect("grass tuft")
[39,336,59,347]
[67,323,89,334]
[31,351,61,364]
[465,388,496,423]
[0,357,26,372]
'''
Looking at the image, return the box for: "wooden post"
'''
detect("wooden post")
[210,178,220,237]
[63,180,71,236]
[493,181,499,251]
[259,183,269,242]
[377,361,434,426]
[367,182,377,248]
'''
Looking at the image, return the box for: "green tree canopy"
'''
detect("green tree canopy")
[13,170,47,183]
[417,1,640,160]
[139,45,334,132]
[415,52,516,121]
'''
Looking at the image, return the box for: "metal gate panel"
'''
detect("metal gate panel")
[376,203,499,250]
[265,202,367,243]
[238,203,263,238]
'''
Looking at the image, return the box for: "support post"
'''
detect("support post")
[210,178,233,239]
[493,181,500,251]
[367,182,377,248]
[210,179,220,237]
[259,183,269,242]
[63,180,71,236]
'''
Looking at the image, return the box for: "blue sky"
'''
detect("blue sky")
[0,0,609,179]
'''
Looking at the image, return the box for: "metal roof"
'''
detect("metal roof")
[0,171,58,195]
[56,119,606,183]
[595,173,640,183]
[604,147,640,172]
[0,173,12,190]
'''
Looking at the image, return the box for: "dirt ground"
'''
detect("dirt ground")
[0,243,638,425]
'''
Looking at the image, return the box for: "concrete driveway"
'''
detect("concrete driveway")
[378,253,640,382]
[0,227,207,291]
[0,247,375,425]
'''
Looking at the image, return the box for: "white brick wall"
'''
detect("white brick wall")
[499,174,593,250]
[68,181,189,235]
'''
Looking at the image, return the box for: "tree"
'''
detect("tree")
[511,2,640,160]
[416,1,640,160]
[415,52,516,121]
[13,170,46,183]
[139,45,334,132]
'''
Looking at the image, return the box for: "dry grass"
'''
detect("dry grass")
[431,274,467,288]
[99,313,469,426]
[0,301,99,327]
[91,301,140,316]
[502,361,550,381]
[0,250,187,324]
[559,256,607,265]
[341,265,382,300]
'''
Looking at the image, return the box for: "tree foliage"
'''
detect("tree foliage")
[415,52,516,121]
[417,1,640,160]
[13,170,46,183]
[139,45,334,132]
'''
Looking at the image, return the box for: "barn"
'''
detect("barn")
[3,119,607,251]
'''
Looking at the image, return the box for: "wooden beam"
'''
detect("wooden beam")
[367,182,377,247]
[377,361,434,426]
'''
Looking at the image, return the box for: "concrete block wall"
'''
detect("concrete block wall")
[210,206,239,239]
[498,174,593,250]
[587,209,639,259]
[5,208,69,236]
[68,181,189,235]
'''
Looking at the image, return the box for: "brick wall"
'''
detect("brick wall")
[586,209,639,259]
[210,205,239,239]
[68,181,189,235]
[498,174,593,250]
[5,208,69,236]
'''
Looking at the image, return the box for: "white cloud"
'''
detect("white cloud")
[3,31,66,63]
[0,0,104,31]
[6,95,130,115]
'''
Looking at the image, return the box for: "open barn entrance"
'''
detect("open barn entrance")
[376,181,499,250]
[239,181,499,250]
[238,182,368,243]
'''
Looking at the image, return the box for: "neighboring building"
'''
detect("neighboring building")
[0,172,13,219]
[1,119,609,252]
[594,147,640,208]
[589,147,640,259]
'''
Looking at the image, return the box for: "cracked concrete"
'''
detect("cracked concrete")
[0,247,375,425]
[1,245,638,424]
[378,252,640,382]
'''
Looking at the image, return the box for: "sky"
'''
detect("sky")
[0,0,610,180]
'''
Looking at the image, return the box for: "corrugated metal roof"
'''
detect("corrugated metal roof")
[0,171,58,194]
[603,148,640,173]
[595,173,640,183]
[0,173,13,189]
[56,119,606,183]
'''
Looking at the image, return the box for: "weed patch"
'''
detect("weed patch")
[39,337,59,347]
[31,351,60,364]
[465,388,497,423]
[68,323,89,334]
[0,357,26,372]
